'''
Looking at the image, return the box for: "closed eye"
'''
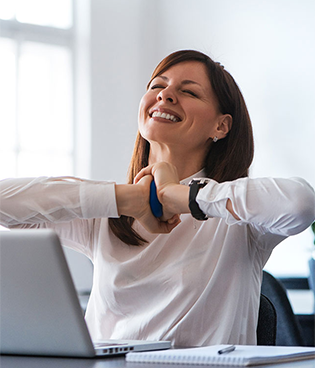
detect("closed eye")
[150,84,165,90]
[183,90,198,97]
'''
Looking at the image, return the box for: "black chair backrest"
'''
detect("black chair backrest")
[261,270,305,346]
[257,294,277,345]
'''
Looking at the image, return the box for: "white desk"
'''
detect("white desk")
[1,354,315,368]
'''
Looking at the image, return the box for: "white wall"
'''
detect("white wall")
[85,0,315,280]
[89,0,160,183]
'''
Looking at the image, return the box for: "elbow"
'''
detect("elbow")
[285,185,315,236]
[297,197,315,232]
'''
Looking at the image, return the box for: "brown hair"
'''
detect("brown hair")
[108,50,254,245]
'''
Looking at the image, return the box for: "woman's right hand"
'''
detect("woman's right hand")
[115,174,181,234]
[134,162,190,221]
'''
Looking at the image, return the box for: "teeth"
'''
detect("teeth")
[152,111,179,122]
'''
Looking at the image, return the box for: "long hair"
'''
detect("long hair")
[108,50,254,245]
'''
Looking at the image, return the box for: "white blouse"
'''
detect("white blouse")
[0,173,314,347]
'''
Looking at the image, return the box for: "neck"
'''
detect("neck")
[148,143,205,180]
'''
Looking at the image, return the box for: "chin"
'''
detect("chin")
[141,130,174,146]
[140,122,178,144]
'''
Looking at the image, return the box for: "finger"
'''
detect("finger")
[134,165,154,184]
[158,217,181,233]
[136,173,153,186]
[167,214,181,225]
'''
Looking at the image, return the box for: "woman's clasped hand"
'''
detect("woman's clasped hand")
[135,162,190,224]
[116,163,183,234]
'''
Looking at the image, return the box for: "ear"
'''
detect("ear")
[215,114,232,138]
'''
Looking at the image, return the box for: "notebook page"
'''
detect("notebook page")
[126,345,315,366]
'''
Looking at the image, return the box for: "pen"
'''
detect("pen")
[217,345,236,355]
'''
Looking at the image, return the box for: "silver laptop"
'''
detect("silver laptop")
[0,229,171,357]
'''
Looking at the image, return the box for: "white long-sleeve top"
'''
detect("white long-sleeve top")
[1,172,314,347]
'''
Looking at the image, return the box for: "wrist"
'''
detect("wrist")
[159,184,190,215]
[115,184,143,217]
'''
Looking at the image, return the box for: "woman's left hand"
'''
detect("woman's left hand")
[135,174,181,233]
[115,174,181,234]
[135,162,190,221]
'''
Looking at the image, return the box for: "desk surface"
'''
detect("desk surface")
[1,355,315,368]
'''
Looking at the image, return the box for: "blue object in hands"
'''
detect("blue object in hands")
[150,180,163,218]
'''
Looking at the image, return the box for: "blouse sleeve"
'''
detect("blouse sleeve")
[0,176,119,226]
[196,177,315,238]
[0,176,119,257]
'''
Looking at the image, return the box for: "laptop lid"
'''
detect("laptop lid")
[0,229,170,357]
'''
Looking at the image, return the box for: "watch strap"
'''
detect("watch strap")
[188,179,209,221]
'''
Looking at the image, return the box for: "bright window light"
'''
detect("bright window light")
[0,38,16,152]
[18,151,73,177]
[0,0,15,20]
[0,1,74,179]
[0,152,16,179]
[0,0,72,29]
[18,42,73,153]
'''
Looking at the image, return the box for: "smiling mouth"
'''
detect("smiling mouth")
[150,111,181,122]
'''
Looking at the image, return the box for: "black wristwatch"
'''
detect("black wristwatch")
[188,179,210,221]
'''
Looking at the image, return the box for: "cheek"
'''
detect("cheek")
[138,92,156,126]
[138,97,150,138]
[138,101,146,130]
[138,94,151,122]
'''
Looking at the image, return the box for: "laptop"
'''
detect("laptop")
[0,229,171,357]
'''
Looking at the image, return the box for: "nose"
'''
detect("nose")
[157,87,177,104]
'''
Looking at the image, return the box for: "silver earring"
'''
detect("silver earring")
[213,136,218,143]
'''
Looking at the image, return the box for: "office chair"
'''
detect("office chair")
[261,270,305,346]
[256,294,277,345]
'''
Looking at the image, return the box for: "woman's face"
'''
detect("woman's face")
[138,61,226,156]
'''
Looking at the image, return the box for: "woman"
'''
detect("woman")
[1,50,314,347]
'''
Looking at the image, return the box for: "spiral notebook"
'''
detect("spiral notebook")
[126,345,315,366]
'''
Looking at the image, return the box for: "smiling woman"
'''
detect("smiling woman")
[109,50,254,245]
[139,61,231,165]
[1,49,314,348]
[144,50,253,180]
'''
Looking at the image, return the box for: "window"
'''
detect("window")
[0,0,74,178]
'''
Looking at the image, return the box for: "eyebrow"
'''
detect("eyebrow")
[156,75,202,87]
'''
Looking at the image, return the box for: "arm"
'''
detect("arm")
[135,163,315,237]
[0,176,119,257]
[0,176,118,228]
[0,175,180,235]
[135,162,239,221]
[155,182,240,221]
[197,176,315,236]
